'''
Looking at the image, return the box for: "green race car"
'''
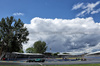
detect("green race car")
[27,58,45,62]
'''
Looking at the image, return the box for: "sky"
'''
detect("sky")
[1,0,100,54]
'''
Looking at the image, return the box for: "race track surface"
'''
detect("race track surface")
[0,61,100,65]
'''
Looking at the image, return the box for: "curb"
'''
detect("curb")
[0,61,26,63]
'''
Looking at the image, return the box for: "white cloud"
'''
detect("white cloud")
[72,1,100,17]
[76,10,86,17]
[23,17,100,54]
[72,3,84,10]
[13,12,24,16]
[91,8,100,14]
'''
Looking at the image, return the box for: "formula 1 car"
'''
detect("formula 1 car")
[26,58,45,62]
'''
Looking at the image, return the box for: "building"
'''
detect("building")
[58,53,84,58]
[84,51,100,61]
[2,52,44,61]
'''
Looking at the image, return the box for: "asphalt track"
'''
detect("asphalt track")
[0,61,100,65]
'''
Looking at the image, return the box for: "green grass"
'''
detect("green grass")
[0,64,100,66]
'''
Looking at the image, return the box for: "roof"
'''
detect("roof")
[86,51,100,56]
[12,52,43,55]
[58,54,70,55]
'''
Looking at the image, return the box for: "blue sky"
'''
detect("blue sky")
[1,0,100,54]
[0,0,100,23]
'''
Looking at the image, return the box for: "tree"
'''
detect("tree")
[33,41,47,53]
[63,53,69,54]
[52,52,59,56]
[19,49,24,53]
[26,47,35,53]
[0,16,29,54]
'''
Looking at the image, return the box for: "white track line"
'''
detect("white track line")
[38,63,43,66]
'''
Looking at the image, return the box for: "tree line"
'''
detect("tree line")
[26,41,47,53]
